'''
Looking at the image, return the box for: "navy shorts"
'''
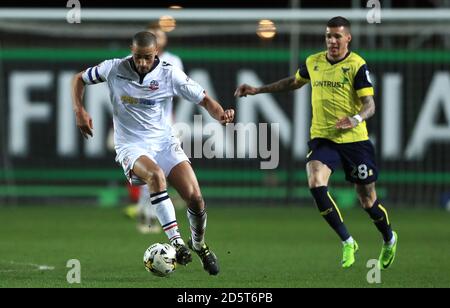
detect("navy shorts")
[306,138,378,184]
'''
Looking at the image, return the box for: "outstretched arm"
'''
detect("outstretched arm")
[72,71,94,139]
[234,75,307,97]
[199,94,235,125]
[336,96,376,129]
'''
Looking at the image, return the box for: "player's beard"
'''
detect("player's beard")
[137,66,150,74]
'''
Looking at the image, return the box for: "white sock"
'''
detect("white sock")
[150,190,184,245]
[342,236,354,245]
[187,208,207,250]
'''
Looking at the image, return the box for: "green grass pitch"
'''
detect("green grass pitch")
[0,205,449,288]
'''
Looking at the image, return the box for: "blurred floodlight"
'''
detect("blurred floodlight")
[257,19,276,39]
[169,6,183,9]
[159,15,176,32]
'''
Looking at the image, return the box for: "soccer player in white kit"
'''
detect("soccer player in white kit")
[71,32,234,275]
[132,23,186,234]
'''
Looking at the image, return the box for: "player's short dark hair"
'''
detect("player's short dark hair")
[327,16,351,30]
[132,31,157,47]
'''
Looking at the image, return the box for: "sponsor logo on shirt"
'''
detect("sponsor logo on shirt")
[121,95,157,106]
[313,80,345,88]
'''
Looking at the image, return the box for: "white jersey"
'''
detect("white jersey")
[82,56,205,152]
[158,51,184,124]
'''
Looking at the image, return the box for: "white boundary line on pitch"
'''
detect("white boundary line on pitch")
[0,260,55,272]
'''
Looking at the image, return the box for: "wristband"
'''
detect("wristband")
[352,114,363,124]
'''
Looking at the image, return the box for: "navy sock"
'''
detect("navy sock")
[365,200,393,242]
[310,186,351,242]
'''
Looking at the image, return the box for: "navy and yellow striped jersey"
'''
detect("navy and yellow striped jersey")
[295,51,374,143]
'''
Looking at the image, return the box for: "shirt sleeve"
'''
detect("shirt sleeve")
[295,63,310,83]
[172,67,206,104]
[353,64,374,97]
[81,59,116,85]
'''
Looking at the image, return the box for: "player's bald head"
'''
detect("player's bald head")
[132,31,157,48]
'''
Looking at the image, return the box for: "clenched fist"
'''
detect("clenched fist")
[220,109,235,124]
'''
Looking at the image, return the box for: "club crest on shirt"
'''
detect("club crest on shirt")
[149,80,159,91]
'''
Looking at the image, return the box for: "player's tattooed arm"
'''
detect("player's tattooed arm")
[199,94,235,125]
[358,95,376,121]
[72,71,94,139]
[234,75,307,97]
[336,95,376,129]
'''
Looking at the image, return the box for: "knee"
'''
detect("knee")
[143,168,166,190]
[357,194,376,209]
[306,162,330,188]
[356,184,377,209]
[308,174,327,188]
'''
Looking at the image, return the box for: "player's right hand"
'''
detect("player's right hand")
[234,84,258,97]
[75,109,94,139]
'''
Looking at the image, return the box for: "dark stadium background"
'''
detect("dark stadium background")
[0,0,449,289]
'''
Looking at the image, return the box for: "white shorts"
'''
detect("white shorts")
[115,138,189,186]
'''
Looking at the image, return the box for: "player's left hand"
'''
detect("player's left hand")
[220,109,235,125]
[336,116,359,129]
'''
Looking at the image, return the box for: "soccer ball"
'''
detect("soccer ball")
[143,243,177,277]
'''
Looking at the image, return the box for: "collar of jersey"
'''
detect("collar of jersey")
[128,55,160,84]
[325,51,351,65]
